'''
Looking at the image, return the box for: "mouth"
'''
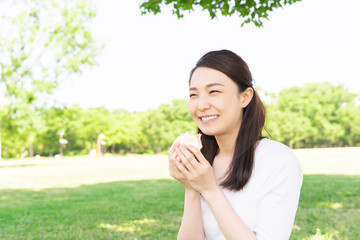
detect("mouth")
[199,115,219,122]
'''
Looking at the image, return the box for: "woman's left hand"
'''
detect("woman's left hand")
[175,144,218,195]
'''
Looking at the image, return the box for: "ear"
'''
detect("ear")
[241,87,254,108]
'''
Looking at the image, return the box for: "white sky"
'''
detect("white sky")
[52,0,360,112]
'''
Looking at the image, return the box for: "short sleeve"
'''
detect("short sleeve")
[254,145,303,240]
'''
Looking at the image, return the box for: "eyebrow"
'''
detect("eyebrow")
[189,83,225,91]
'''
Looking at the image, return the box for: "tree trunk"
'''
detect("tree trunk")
[0,131,2,161]
[29,143,34,157]
[289,139,294,149]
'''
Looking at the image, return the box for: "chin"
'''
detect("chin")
[198,127,218,137]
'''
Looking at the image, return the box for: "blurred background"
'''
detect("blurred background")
[1,0,359,158]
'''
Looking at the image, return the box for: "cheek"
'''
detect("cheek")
[188,101,197,118]
[224,97,243,117]
[217,95,234,109]
[232,101,244,121]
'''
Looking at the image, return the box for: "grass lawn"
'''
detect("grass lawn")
[0,148,359,239]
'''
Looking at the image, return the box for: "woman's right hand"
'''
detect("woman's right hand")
[168,142,193,190]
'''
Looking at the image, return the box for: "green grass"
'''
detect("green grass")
[0,179,184,239]
[1,176,359,239]
[292,175,360,240]
[0,150,359,239]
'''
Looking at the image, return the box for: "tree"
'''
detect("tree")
[80,107,112,153]
[140,100,196,154]
[140,0,302,27]
[103,110,145,154]
[266,83,360,148]
[33,106,66,156]
[0,0,101,159]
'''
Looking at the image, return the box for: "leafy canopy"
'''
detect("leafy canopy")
[140,0,302,27]
[0,0,101,159]
[0,0,101,129]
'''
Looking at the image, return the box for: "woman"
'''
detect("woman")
[169,50,303,240]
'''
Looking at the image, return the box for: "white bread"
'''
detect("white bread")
[169,131,202,153]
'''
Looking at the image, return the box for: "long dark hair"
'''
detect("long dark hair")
[189,50,266,191]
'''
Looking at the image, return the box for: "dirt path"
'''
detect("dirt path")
[1,147,359,190]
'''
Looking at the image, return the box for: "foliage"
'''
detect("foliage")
[1,83,359,158]
[0,0,102,157]
[141,100,196,154]
[266,83,360,148]
[140,0,302,27]
[0,99,195,157]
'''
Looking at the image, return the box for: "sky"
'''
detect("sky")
[52,0,360,112]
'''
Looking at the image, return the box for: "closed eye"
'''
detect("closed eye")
[209,90,220,94]
[189,93,197,98]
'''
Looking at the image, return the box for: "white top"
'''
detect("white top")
[201,138,303,240]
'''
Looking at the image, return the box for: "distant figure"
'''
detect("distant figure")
[168,50,303,240]
[96,133,106,158]
[20,150,28,159]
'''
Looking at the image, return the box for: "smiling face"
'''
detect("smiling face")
[189,67,250,138]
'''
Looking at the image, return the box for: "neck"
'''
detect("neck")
[215,129,239,159]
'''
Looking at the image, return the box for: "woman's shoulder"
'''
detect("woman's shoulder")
[256,138,294,156]
[253,138,303,191]
[255,138,302,170]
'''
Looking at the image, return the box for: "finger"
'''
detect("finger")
[168,150,178,162]
[169,154,183,174]
[168,153,178,168]
[179,144,200,168]
[169,155,185,176]
[176,147,195,172]
[169,164,184,179]
[168,144,182,163]
[184,144,208,165]
[168,141,180,154]
[174,157,191,178]
[171,153,188,171]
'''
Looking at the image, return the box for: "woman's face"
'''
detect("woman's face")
[189,67,249,137]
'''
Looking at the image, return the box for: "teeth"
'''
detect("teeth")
[201,116,218,121]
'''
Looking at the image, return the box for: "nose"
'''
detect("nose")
[197,94,211,111]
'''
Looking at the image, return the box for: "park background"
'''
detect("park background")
[1,0,360,239]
